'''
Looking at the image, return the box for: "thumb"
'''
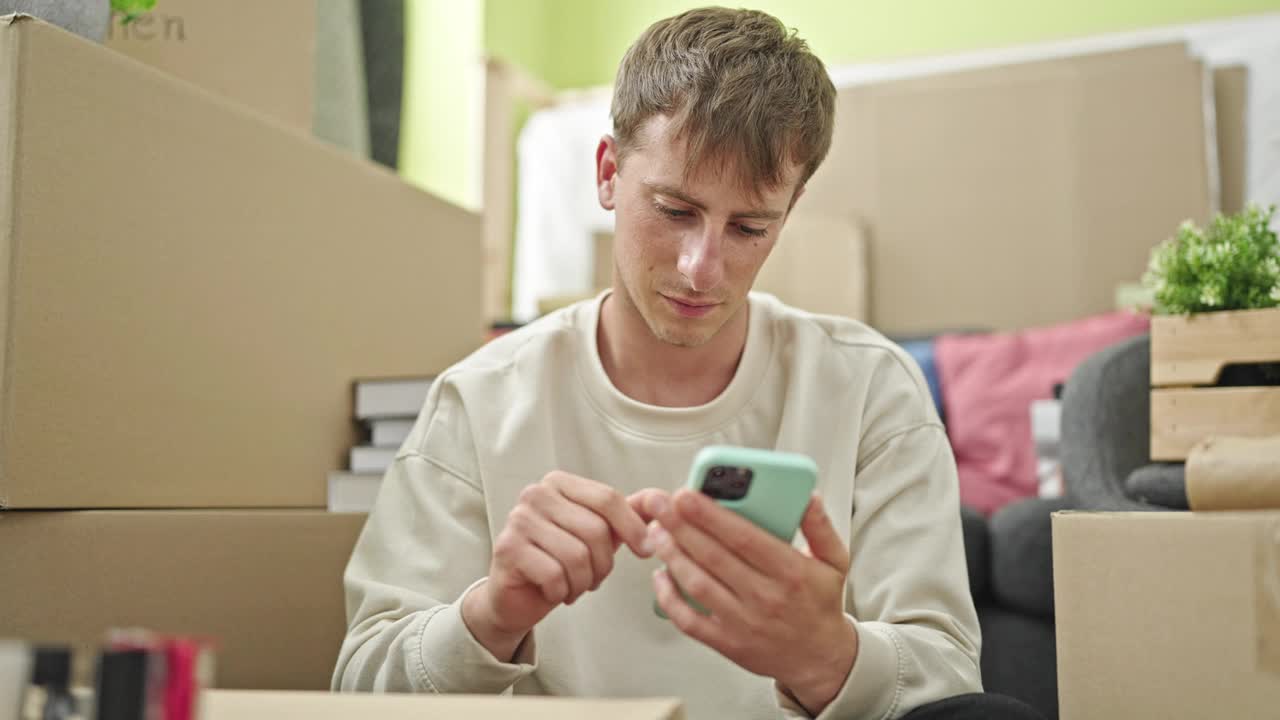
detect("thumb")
[799,495,850,573]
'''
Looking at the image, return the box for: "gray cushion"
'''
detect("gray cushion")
[1061,334,1164,511]
[989,496,1070,618]
[960,504,990,602]
[1123,463,1189,509]
[978,605,1059,720]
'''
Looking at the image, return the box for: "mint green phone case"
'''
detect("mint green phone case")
[655,445,818,618]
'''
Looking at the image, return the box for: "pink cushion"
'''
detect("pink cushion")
[935,312,1150,515]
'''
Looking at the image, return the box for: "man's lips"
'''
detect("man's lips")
[663,294,719,318]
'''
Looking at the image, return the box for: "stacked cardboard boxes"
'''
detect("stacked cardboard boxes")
[802,43,1214,335]
[0,14,483,691]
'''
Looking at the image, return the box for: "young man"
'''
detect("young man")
[334,8,1040,720]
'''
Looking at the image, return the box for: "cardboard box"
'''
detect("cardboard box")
[804,44,1212,334]
[105,0,314,131]
[752,212,869,322]
[1053,511,1280,718]
[0,15,483,509]
[0,510,366,690]
[203,689,686,719]
[1213,66,1248,215]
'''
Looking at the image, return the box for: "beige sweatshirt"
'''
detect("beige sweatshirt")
[333,291,982,719]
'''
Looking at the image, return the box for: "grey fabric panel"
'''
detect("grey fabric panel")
[989,496,1069,618]
[1124,462,1189,509]
[1060,334,1162,511]
[3,0,109,41]
[960,504,990,603]
[359,0,404,169]
[314,0,371,156]
[977,605,1058,720]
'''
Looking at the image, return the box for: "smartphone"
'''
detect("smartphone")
[654,445,819,618]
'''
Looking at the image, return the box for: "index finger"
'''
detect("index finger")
[668,489,797,577]
[547,473,651,557]
[627,488,671,525]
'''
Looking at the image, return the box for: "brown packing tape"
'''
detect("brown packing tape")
[1259,517,1280,676]
[1186,436,1280,511]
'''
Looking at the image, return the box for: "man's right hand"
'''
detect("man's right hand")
[461,472,662,662]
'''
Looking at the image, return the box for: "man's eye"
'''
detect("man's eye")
[737,224,768,238]
[657,204,691,219]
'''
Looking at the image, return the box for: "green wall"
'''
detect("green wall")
[400,0,484,210]
[484,0,556,87]
[407,0,1280,209]
[486,0,1280,89]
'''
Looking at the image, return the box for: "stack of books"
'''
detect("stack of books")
[327,376,434,512]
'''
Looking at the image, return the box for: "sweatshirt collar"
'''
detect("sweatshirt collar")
[574,289,774,440]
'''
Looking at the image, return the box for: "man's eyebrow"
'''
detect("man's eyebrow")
[644,181,785,221]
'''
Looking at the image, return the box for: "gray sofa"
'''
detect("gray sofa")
[962,498,1063,719]
[960,333,1184,720]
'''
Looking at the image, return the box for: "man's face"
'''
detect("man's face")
[596,115,803,348]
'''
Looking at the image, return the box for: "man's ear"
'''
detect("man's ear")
[597,135,620,211]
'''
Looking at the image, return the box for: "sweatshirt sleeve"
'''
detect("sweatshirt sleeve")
[784,423,983,720]
[331,381,537,694]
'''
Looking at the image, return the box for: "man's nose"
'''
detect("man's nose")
[676,225,725,293]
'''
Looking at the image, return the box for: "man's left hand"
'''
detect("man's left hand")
[645,489,858,715]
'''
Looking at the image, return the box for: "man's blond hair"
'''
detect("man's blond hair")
[611,7,836,192]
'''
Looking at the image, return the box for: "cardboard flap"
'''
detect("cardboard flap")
[1214,66,1249,215]
[203,690,687,720]
[0,11,17,507]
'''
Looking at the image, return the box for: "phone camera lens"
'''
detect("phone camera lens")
[704,466,749,500]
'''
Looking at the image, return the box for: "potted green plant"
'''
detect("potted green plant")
[1142,204,1280,461]
[110,0,154,25]
[1143,204,1280,316]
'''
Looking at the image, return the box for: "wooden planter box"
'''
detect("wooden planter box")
[1150,307,1280,461]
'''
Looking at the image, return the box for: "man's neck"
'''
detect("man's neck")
[597,289,748,408]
